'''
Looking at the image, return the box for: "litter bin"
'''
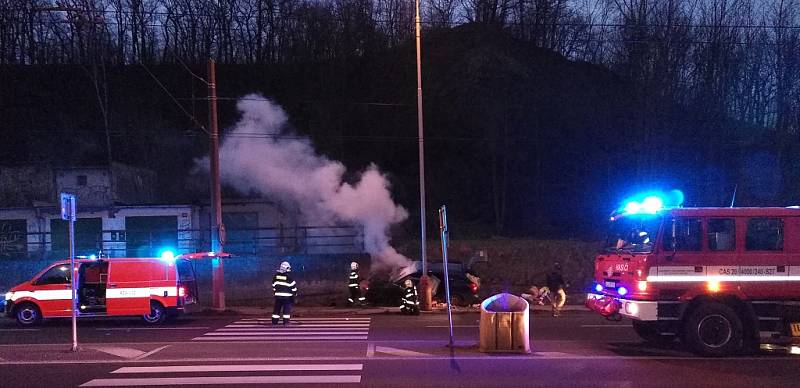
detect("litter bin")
[479,293,530,353]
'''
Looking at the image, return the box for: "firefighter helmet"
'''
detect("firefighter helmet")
[350,261,358,270]
[279,261,291,273]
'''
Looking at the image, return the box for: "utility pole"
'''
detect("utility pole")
[208,59,225,310]
[415,0,432,311]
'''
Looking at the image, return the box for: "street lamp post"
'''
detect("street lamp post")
[415,0,432,311]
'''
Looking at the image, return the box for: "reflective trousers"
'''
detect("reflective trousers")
[272,296,293,324]
[552,289,566,316]
[348,287,365,305]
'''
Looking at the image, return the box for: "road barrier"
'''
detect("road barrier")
[479,293,530,353]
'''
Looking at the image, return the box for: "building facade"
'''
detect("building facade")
[0,164,364,259]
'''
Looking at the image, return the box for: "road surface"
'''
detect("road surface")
[0,310,797,387]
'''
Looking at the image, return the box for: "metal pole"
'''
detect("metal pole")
[69,211,77,352]
[439,206,454,348]
[208,58,225,310]
[415,0,432,312]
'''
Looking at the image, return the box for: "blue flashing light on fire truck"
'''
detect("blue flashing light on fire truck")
[587,192,800,356]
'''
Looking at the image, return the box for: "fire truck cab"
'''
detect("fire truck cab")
[4,255,200,326]
[586,198,800,355]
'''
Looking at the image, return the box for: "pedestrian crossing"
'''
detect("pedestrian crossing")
[191,317,372,342]
[80,363,363,386]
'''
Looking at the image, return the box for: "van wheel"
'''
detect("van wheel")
[15,303,42,326]
[143,302,166,324]
[632,320,675,345]
[684,302,743,356]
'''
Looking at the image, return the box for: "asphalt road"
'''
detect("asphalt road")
[0,310,798,387]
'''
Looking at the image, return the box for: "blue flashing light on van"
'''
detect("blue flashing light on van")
[159,249,176,261]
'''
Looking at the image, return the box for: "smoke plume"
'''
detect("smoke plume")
[199,94,410,272]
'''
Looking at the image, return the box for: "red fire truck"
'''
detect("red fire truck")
[4,253,205,326]
[586,194,800,355]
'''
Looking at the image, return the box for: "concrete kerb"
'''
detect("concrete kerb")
[201,306,398,317]
[208,304,589,317]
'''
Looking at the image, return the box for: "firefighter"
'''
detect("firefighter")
[272,261,297,325]
[546,262,567,317]
[347,261,366,306]
[400,279,420,315]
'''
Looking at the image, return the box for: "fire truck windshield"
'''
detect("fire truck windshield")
[605,215,662,253]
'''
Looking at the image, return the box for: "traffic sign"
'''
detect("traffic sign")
[60,193,76,221]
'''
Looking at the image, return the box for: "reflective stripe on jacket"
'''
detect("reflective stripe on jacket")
[348,270,360,287]
[402,286,418,305]
[273,273,298,297]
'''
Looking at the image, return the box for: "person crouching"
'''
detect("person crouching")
[400,279,420,315]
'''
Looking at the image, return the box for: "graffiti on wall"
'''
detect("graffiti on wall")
[178,213,192,249]
[0,220,27,257]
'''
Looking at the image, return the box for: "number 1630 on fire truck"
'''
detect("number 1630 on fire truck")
[586,192,800,356]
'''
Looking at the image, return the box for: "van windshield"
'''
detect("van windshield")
[176,259,196,282]
[605,214,662,253]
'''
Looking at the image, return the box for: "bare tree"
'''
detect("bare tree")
[426,0,458,28]
[461,0,513,26]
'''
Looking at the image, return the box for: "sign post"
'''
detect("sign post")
[60,193,78,352]
[438,205,454,348]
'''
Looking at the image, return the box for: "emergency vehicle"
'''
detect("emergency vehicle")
[586,193,800,355]
[4,253,202,326]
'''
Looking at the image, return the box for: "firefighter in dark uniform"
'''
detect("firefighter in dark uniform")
[400,279,420,315]
[272,261,297,325]
[546,262,567,317]
[348,261,366,306]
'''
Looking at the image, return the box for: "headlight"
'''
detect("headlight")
[4,292,12,300]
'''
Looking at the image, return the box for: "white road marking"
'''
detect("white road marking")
[7,353,800,366]
[373,346,431,357]
[95,326,209,331]
[425,325,479,328]
[243,318,371,321]
[111,364,363,373]
[217,327,366,331]
[204,332,367,336]
[0,329,40,332]
[225,324,370,328]
[80,375,362,386]
[96,327,210,331]
[580,325,631,328]
[133,345,170,360]
[366,344,375,358]
[535,352,572,357]
[193,317,373,342]
[86,346,145,359]
[193,336,369,341]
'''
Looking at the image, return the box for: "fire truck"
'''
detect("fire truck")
[586,193,800,355]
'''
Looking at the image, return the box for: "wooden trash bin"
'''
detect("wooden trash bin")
[479,293,530,353]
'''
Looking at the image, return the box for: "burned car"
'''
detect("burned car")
[365,261,480,307]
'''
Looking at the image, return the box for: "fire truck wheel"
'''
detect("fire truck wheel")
[632,321,675,345]
[14,303,42,326]
[684,302,743,356]
[143,302,167,324]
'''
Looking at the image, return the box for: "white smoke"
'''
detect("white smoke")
[199,94,410,272]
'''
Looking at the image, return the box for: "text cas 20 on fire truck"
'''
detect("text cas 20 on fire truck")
[586,192,800,356]
[4,256,200,326]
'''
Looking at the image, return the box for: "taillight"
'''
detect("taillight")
[178,286,186,297]
[469,283,478,294]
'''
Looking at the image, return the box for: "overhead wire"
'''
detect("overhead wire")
[138,61,210,135]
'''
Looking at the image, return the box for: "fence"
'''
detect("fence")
[0,225,364,259]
